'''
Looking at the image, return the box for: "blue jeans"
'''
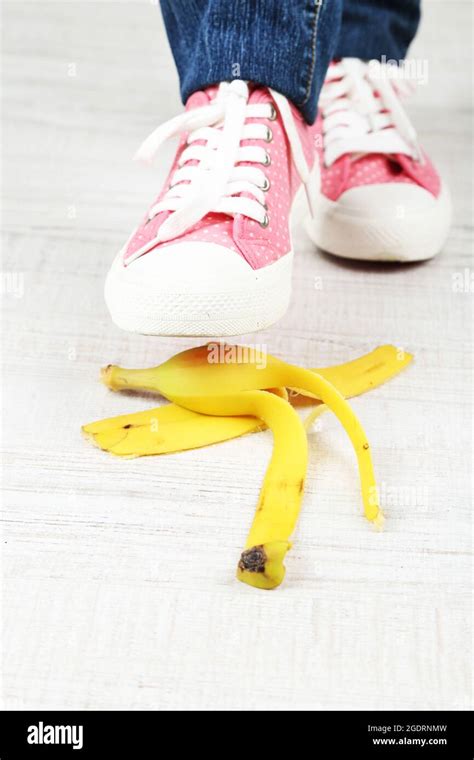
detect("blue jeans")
[159,0,421,124]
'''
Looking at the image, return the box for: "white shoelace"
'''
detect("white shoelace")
[319,58,422,167]
[134,80,311,243]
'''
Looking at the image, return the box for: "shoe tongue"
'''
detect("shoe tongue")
[185,87,217,111]
[248,83,272,105]
[202,84,220,101]
[348,152,408,180]
[186,81,272,111]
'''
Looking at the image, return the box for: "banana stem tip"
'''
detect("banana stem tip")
[101,364,117,389]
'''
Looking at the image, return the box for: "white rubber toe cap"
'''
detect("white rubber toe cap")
[336,183,438,219]
[104,241,293,336]
[307,182,452,262]
[125,242,268,291]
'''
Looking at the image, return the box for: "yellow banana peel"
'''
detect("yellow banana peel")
[84,345,410,456]
[83,344,412,590]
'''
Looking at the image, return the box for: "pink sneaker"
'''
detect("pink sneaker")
[306,58,452,262]
[105,80,319,336]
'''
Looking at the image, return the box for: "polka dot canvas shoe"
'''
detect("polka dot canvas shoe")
[105,80,319,336]
[306,58,452,262]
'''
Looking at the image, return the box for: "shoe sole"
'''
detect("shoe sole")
[305,183,452,262]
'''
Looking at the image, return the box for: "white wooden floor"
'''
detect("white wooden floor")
[2,1,472,711]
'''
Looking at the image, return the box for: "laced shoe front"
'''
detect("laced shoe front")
[105,80,318,336]
[306,58,451,262]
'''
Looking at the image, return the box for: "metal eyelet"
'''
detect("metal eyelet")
[268,104,277,121]
[265,127,273,143]
[259,214,270,228]
[262,151,271,166]
[261,177,271,192]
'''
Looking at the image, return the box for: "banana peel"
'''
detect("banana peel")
[83,345,411,456]
[83,344,412,590]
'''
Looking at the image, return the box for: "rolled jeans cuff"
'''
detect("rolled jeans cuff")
[160,0,343,124]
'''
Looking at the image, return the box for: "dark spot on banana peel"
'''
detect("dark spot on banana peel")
[123,424,133,429]
[363,442,369,449]
[364,361,384,375]
[238,546,266,573]
[298,479,304,493]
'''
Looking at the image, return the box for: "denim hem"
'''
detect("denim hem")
[160,0,419,125]
[335,1,421,62]
[161,0,342,124]
[180,71,318,124]
[334,42,414,62]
